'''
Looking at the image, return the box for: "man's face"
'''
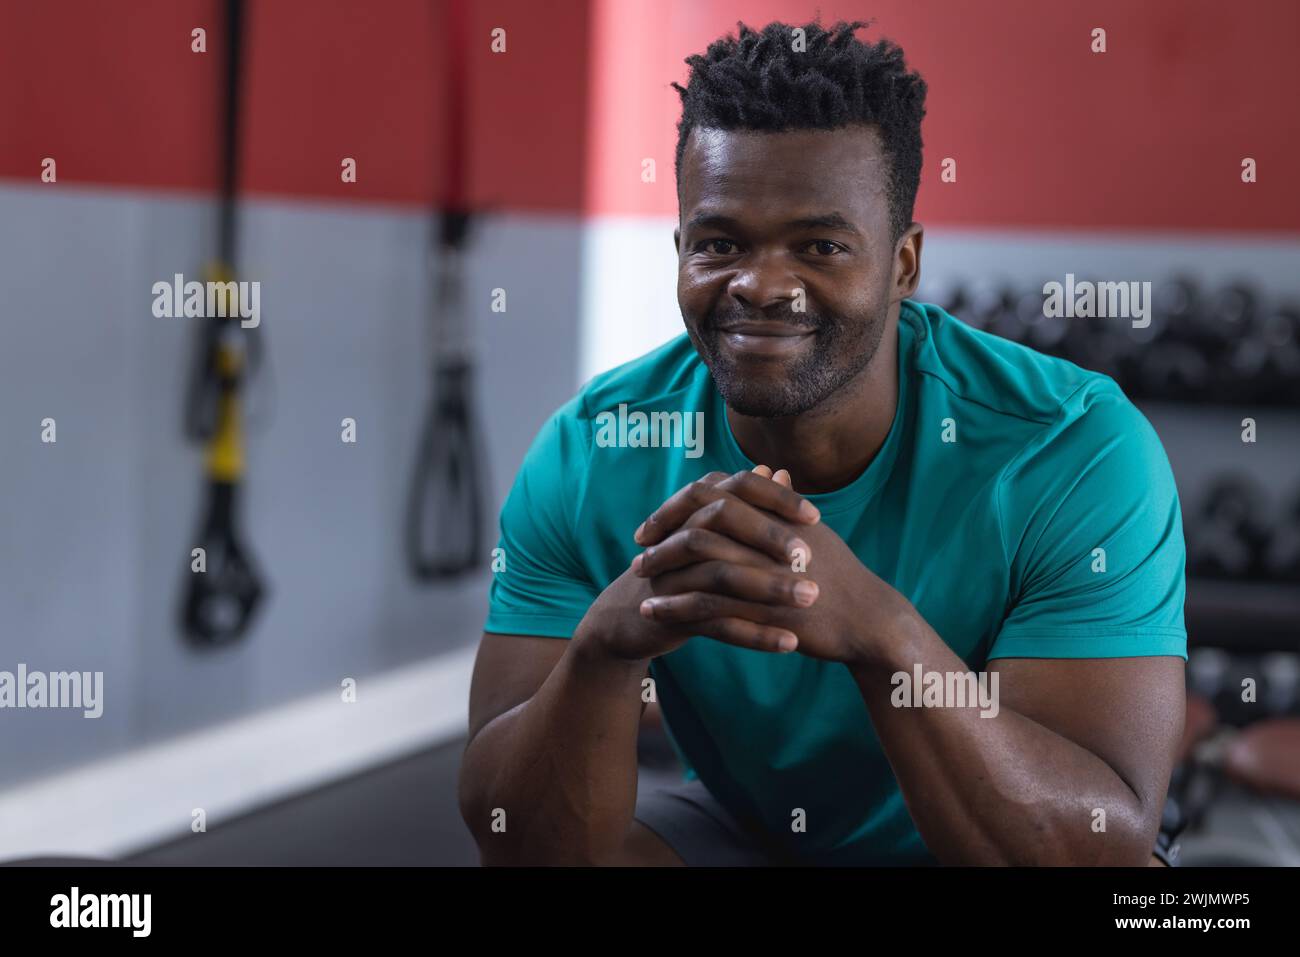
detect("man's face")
[676,126,898,418]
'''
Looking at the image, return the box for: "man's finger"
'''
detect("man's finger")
[640,591,799,637]
[669,616,799,654]
[632,527,775,577]
[648,560,820,608]
[635,470,818,546]
[679,497,810,565]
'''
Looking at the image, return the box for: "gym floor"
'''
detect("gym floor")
[128,739,481,867]
[121,730,1300,867]
[125,735,687,867]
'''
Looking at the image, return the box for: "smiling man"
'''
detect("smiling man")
[458,20,1187,866]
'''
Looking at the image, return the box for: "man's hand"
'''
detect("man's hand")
[632,466,916,666]
[577,560,801,662]
[578,468,825,662]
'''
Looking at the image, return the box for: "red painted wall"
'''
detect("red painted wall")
[585,0,1300,232]
[2,0,1296,232]
[0,0,589,210]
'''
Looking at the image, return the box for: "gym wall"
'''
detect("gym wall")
[0,0,591,791]
[0,0,1296,833]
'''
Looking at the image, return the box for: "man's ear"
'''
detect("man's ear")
[894,223,924,301]
[673,227,681,255]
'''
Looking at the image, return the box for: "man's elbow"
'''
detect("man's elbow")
[456,754,606,866]
[1048,803,1160,866]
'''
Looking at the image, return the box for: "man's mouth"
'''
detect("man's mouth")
[713,321,816,357]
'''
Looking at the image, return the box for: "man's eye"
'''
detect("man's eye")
[696,239,738,255]
[804,240,844,256]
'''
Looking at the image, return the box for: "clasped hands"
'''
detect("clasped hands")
[619,465,914,667]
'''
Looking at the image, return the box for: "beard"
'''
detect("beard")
[687,302,886,418]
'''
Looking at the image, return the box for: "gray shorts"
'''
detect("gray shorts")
[633,768,779,866]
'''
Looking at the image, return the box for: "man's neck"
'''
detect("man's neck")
[725,316,899,496]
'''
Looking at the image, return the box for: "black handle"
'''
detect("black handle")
[182,480,266,644]
[405,358,487,579]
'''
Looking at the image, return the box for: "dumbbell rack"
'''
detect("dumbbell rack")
[1135,396,1298,656]
[927,279,1300,656]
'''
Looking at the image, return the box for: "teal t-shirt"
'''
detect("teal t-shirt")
[485,299,1187,865]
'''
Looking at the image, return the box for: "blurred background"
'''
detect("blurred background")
[0,0,1296,866]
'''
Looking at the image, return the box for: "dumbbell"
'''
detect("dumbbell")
[1262,486,1300,582]
[1155,275,1201,332]
[1137,277,1212,401]
[941,278,1002,334]
[932,280,968,320]
[1186,474,1271,580]
[1203,281,1258,346]
[1042,275,1123,379]
[1260,653,1300,717]
[1254,299,1300,406]
[1207,281,1296,405]
[1204,282,1300,406]
[1012,288,1070,354]
[1109,281,1170,395]
[1209,283,1259,403]
[1215,654,1265,728]
[965,281,1019,340]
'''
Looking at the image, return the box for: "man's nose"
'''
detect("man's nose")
[726,252,802,312]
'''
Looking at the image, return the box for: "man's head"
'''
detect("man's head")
[672,20,927,418]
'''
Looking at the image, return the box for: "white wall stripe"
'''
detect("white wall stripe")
[0,648,476,861]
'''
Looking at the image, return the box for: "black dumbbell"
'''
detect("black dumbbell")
[932,280,968,320]
[948,279,1002,334]
[1203,281,1258,346]
[971,281,1021,341]
[1109,282,1169,396]
[1216,654,1263,727]
[1153,275,1201,348]
[1137,277,1212,401]
[1208,281,1265,403]
[1187,474,1272,580]
[1262,486,1300,582]
[1255,299,1300,406]
[1138,343,1212,402]
[1047,276,1122,379]
[1012,288,1070,354]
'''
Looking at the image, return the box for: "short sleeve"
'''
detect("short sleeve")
[484,399,601,638]
[989,389,1187,661]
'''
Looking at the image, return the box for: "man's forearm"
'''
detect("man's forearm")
[459,626,648,865]
[848,614,1155,865]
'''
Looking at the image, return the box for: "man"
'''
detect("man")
[458,19,1186,866]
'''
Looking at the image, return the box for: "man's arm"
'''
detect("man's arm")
[847,615,1184,865]
[460,479,816,867]
[457,627,654,866]
[633,386,1190,867]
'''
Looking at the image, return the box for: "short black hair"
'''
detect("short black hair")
[672,19,927,243]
